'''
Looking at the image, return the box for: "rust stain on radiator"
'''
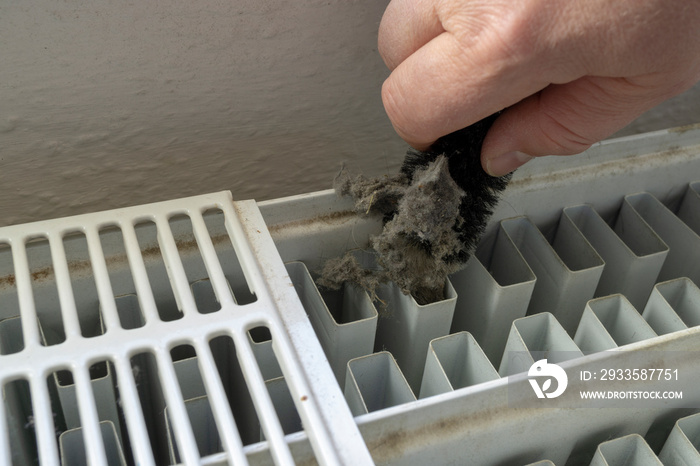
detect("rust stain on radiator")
[0,233,233,289]
[0,274,15,288]
[365,404,537,464]
[509,144,697,191]
[266,209,358,233]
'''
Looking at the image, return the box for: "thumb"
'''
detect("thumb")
[481,76,671,176]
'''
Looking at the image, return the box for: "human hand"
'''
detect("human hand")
[378,0,700,176]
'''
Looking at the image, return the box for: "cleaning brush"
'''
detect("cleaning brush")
[318,114,511,305]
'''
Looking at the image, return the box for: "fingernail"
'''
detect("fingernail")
[485,151,533,177]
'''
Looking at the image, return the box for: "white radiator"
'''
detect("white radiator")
[1,124,700,465]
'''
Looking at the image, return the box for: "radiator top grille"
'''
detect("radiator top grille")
[0,192,370,466]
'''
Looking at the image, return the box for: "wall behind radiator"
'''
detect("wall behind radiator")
[1,1,699,227]
[0,0,403,226]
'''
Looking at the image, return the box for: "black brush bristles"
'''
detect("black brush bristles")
[319,114,511,305]
[400,113,511,263]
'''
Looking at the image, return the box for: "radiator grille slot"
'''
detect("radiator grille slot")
[1,128,700,465]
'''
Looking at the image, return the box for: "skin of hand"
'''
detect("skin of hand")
[378,0,700,176]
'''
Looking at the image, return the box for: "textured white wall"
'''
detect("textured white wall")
[1,1,699,227]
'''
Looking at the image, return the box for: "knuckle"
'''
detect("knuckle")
[381,79,415,139]
[538,107,595,155]
[444,1,539,56]
[380,79,401,124]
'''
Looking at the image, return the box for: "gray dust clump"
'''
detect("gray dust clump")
[319,156,466,305]
[333,164,408,218]
[319,115,510,306]
[316,253,388,303]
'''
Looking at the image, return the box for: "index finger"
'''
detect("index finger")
[382,31,551,148]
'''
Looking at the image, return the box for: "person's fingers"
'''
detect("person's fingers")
[481,75,677,176]
[382,31,550,149]
[378,0,444,70]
